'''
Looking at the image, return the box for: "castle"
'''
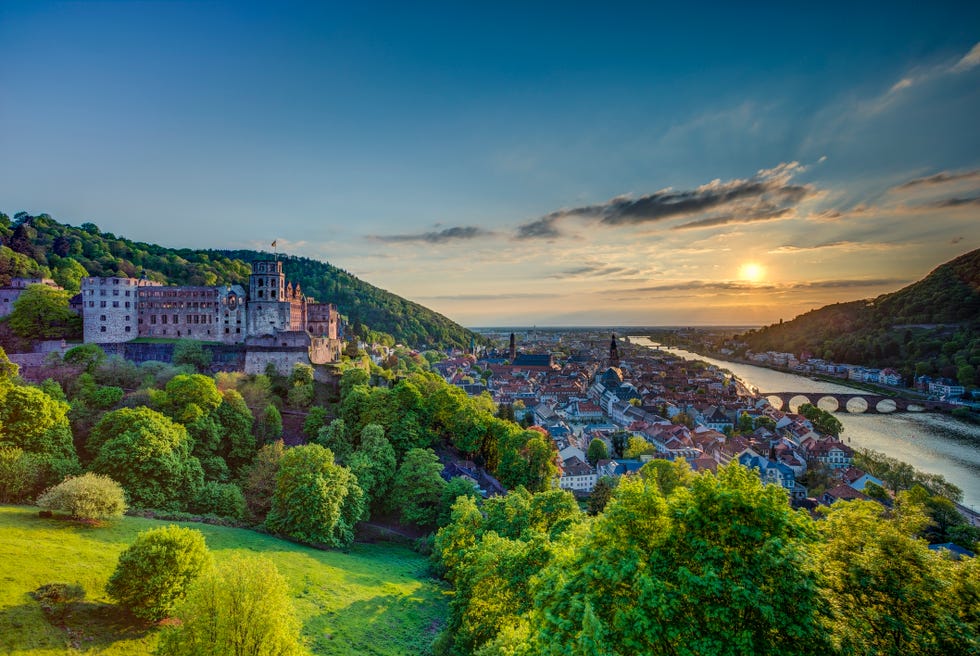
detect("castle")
[81,259,342,373]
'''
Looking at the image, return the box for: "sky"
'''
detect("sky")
[1,1,978,327]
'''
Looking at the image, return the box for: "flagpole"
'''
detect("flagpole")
[272,240,278,262]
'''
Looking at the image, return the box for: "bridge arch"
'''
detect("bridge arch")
[844,397,869,413]
[816,396,840,412]
[788,395,812,413]
[875,398,898,413]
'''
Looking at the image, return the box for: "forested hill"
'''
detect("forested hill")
[738,248,980,383]
[0,211,484,349]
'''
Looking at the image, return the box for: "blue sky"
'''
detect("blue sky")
[1,1,978,325]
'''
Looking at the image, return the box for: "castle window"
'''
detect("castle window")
[125,315,130,321]
[258,278,264,287]
[100,290,106,296]
[100,326,106,332]
[113,289,119,296]
[150,315,156,324]
[100,315,106,321]
[113,279,118,285]
[258,290,264,298]
[124,326,131,333]
[88,301,94,308]
[162,315,167,324]
[100,301,107,307]
[125,302,130,308]
[125,290,130,296]
[112,301,119,308]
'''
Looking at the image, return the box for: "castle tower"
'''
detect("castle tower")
[610,333,620,367]
[509,332,516,361]
[246,260,290,336]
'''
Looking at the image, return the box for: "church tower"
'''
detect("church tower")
[610,333,620,367]
[509,332,517,361]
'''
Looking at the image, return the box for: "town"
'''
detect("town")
[428,331,882,512]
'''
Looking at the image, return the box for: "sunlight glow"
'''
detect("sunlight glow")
[738,262,766,282]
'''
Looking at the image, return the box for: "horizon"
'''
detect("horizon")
[2,2,978,326]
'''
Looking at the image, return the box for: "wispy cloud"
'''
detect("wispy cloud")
[620,278,907,295]
[768,240,904,254]
[418,292,561,301]
[515,161,816,238]
[369,226,494,243]
[548,263,643,279]
[896,169,980,189]
[951,42,980,73]
[863,41,980,115]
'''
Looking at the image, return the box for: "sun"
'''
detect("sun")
[738,262,766,282]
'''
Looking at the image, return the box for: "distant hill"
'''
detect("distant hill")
[0,211,485,349]
[738,248,980,384]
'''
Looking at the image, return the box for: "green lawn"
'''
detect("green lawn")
[0,506,446,655]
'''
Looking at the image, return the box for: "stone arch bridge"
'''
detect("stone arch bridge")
[761,392,951,414]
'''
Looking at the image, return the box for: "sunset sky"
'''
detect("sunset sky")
[1,2,978,327]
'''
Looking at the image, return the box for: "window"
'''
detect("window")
[113,289,119,296]
[125,315,130,321]
[100,315,106,321]
[100,290,106,296]
[112,301,119,308]
[113,279,119,285]
[125,290,131,297]
[100,326,106,332]
[125,301,130,308]
[88,301,94,308]
[124,326,131,333]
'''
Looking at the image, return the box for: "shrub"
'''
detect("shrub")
[30,582,85,621]
[157,555,301,656]
[37,472,127,520]
[105,525,211,621]
[0,446,44,503]
[190,481,246,520]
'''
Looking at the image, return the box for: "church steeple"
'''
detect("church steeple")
[610,333,620,367]
[509,332,517,361]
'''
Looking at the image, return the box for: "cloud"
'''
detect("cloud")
[418,292,561,301]
[515,161,816,238]
[548,263,643,279]
[926,196,980,208]
[896,169,980,189]
[515,216,563,239]
[620,278,907,295]
[951,42,980,73]
[767,240,904,254]
[369,226,493,243]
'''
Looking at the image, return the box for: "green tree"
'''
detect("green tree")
[88,407,204,511]
[37,472,127,520]
[106,525,211,621]
[266,443,365,547]
[392,447,446,527]
[51,257,88,293]
[438,476,482,528]
[586,438,608,465]
[7,284,81,339]
[0,384,76,461]
[190,481,247,520]
[243,439,285,521]
[347,424,397,507]
[817,499,978,654]
[623,435,654,459]
[157,555,301,656]
[162,374,222,424]
[798,403,844,438]
[256,403,283,443]
[587,476,617,516]
[638,458,694,497]
[171,341,213,373]
[214,389,255,474]
[316,418,352,461]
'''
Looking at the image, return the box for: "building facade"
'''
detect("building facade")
[81,260,343,369]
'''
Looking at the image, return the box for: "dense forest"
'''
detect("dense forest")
[736,248,980,385]
[0,211,485,349]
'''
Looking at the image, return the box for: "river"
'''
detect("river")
[629,337,980,510]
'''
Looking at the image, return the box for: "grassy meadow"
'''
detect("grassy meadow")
[0,505,446,655]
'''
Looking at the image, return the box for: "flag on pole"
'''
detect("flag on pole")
[271,240,277,248]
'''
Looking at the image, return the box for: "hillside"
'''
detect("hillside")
[0,505,444,655]
[0,211,484,349]
[738,248,980,383]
